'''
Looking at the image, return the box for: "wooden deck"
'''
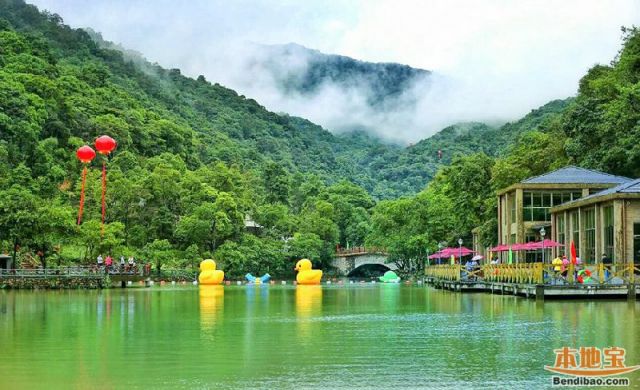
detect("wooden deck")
[424,263,639,299]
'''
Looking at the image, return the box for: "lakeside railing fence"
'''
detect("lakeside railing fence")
[425,262,639,285]
[0,266,187,279]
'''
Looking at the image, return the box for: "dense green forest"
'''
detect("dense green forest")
[0,0,376,277]
[0,0,637,276]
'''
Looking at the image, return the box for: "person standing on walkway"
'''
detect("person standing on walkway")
[561,255,569,278]
[105,255,112,273]
[601,253,612,281]
[552,256,563,282]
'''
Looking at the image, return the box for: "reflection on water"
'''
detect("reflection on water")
[379,283,400,313]
[295,285,322,341]
[0,286,638,388]
[295,285,323,316]
[199,285,224,333]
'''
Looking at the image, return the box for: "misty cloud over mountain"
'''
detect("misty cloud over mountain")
[214,42,535,143]
[215,43,433,142]
[29,0,638,143]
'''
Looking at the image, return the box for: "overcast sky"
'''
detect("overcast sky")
[29,0,640,141]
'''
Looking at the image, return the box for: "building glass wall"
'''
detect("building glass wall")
[603,205,614,260]
[635,223,640,263]
[584,208,596,263]
[523,191,582,222]
[557,214,566,255]
[510,196,516,224]
[571,210,580,255]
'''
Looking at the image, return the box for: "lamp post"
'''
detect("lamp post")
[458,238,463,264]
[540,227,546,264]
[426,248,430,268]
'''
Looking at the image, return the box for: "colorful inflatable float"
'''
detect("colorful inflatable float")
[294,259,322,285]
[245,273,271,285]
[198,259,225,285]
[577,269,593,284]
[378,270,401,283]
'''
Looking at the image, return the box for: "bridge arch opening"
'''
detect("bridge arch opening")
[347,263,391,278]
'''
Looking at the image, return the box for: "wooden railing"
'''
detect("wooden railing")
[425,262,640,285]
[0,267,102,278]
[0,266,152,278]
[483,263,544,284]
[425,264,462,281]
[595,263,638,284]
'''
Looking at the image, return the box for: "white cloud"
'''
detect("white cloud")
[29,0,640,142]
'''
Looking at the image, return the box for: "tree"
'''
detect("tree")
[298,200,339,265]
[287,232,323,264]
[175,193,244,252]
[183,244,201,270]
[143,239,174,274]
[263,161,290,204]
[0,185,39,264]
[30,202,75,268]
[78,220,125,262]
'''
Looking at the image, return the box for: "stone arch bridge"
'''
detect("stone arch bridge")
[331,247,394,276]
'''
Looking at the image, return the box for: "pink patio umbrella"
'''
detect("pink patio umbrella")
[428,246,475,259]
[524,239,563,250]
[510,242,532,251]
[439,247,475,257]
[428,251,445,259]
[490,244,510,252]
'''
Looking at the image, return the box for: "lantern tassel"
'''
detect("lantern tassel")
[101,160,107,238]
[77,166,88,225]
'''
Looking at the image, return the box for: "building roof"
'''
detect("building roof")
[521,166,631,185]
[551,178,640,212]
[244,215,263,229]
[585,178,640,197]
[569,178,640,203]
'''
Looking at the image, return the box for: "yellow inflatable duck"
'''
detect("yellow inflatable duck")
[198,259,224,285]
[294,259,322,285]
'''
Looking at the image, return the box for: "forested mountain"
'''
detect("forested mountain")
[0,0,380,184]
[1,0,634,276]
[328,99,572,198]
[0,0,380,275]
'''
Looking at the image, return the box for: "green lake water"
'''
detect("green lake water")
[1,285,639,389]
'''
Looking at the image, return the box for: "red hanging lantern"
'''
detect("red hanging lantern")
[76,145,96,163]
[94,135,117,238]
[95,135,117,155]
[75,145,96,225]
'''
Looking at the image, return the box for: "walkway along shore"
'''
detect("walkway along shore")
[0,267,194,289]
[424,262,639,300]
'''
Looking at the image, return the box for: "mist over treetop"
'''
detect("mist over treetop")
[26,0,637,142]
